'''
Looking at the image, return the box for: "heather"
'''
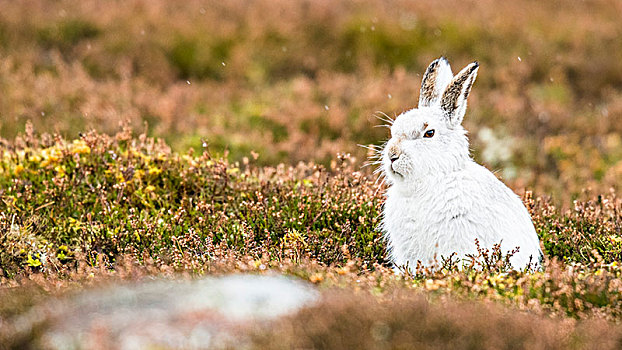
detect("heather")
[1,0,622,348]
[2,131,622,348]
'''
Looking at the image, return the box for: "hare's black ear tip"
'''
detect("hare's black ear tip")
[467,61,480,74]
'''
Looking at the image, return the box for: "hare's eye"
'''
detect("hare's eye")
[423,129,435,138]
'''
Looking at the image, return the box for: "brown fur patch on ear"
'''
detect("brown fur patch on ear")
[419,60,441,106]
[462,75,475,101]
[441,63,478,119]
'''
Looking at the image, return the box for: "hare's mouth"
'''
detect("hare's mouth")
[389,165,404,178]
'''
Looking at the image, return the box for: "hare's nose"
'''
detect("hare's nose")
[388,146,401,163]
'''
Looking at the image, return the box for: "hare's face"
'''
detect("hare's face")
[383,107,469,184]
[381,57,479,187]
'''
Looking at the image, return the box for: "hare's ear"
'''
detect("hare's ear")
[440,62,479,127]
[418,57,453,108]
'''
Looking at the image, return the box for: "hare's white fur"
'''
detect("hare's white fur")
[381,57,542,270]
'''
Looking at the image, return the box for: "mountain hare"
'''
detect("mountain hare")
[380,57,543,271]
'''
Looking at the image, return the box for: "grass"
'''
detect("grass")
[1,0,622,348]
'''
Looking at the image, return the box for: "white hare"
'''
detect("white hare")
[380,57,542,271]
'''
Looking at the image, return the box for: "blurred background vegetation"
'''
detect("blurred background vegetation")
[1,0,622,202]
